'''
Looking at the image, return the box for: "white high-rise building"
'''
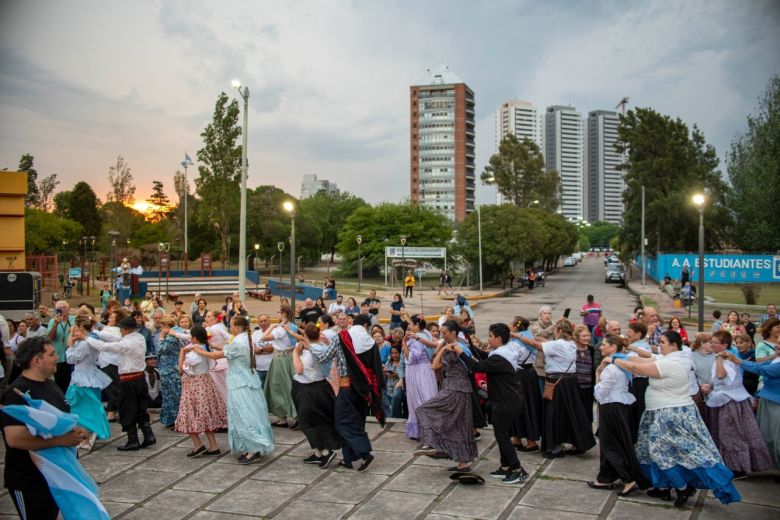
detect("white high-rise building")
[300,174,340,199]
[586,110,623,224]
[494,100,544,204]
[545,105,584,220]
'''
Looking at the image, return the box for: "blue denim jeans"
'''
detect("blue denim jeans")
[256,370,268,388]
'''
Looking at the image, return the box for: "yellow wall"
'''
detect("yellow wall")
[0,171,27,271]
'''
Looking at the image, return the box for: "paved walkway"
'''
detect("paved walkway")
[0,411,776,519]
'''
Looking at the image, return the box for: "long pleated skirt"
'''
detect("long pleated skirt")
[263,354,297,418]
[292,379,341,451]
[757,398,780,468]
[706,398,773,474]
[597,402,649,486]
[628,376,649,443]
[417,388,477,463]
[541,374,596,453]
[514,365,542,441]
[65,385,111,440]
[175,373,227,434]
[405,362,438,439]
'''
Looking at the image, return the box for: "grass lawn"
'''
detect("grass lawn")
[705,283,780,306]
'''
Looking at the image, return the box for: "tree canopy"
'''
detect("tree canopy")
[106,155,136,206]
[481,134,559,211]
[727,75,780,252]
[300,191,368,262]
[25,208,83,253]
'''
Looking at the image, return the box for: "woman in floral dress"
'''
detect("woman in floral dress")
[157,316,183,428]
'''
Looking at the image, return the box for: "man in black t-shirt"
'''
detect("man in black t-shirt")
[300,298,323,324]
[366,290,381,316]
[2,336,88,520]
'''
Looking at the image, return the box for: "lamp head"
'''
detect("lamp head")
[277,241,285,252]
[400,235,407,246]
[231,79,241,89]
[283,201,294,213]
[356,234,363,245]
[692,193,705,207]
[254,243,260,251]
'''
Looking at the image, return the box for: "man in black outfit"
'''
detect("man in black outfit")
[453,323,529,485]
[2,336,89,519]
[300,298,324,325]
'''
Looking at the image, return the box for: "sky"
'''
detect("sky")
[1,0,779,207]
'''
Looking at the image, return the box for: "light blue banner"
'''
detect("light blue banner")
[636,254,780,284]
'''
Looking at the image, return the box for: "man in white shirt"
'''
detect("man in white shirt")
[23,314,47,338]
[251,314,274,387]
[87,316,153,451]
[328,295,346,316]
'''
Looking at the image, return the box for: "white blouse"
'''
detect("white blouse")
[706,357,751,407]
[293,349,327,384]
[183,350,210,377]
[594,364,636,405]
[271,324,295,351]
[542,339,577,373]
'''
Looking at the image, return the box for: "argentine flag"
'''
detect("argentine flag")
[1,392,109,520]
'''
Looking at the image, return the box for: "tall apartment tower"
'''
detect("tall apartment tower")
[545,105,584,220]
[586,110,623,224]
[410,64,475,223]
[494,101,544,204]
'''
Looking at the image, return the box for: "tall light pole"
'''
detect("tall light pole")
[181,153,193,275]
[109,230,119,292]
[283,201,296,311]
[477,204,483,295]
[277,242,285,282]
[693,193,706,332]
[80,236,89,296]
[89,236,96,288]
[641,185,646,287]
[356,234,363,293]
[400,235,407,291]
[232,80,249,302]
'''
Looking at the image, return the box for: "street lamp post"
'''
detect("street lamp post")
[693,194,706,332]
[80,236,88,296]
[232,80,250,303]
[356,235,363,293]
[89,236,96,288]
[400,235,407,291]
[181,153,193,276]
[109,230,119,292]
[277,242,285,282]
[283,201,296,311]
[253,243,260,292]
[477,205,483,295]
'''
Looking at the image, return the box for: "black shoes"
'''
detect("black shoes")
[117,432,140,452]
[237,452,262,465]
[303,453,321,464]
[646,487,672,501]
[357,454,374,472]
[542,451,564,459]
[320,451,337,469]
[502,468,529,485]
[140,424,157,448]
[674,485,696,508]
[187,446,207,458]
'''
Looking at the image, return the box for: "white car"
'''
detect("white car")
[563,256,575,267]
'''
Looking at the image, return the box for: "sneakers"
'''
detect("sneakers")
[320,450,337,469]
[303,453,321,464]
[490,467,509,479]
[502,468,530,485]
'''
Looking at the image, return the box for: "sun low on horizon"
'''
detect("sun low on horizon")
[130,201,170,220]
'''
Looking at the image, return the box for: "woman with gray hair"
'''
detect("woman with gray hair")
[529,306,555,392]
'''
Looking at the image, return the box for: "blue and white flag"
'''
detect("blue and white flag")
[1,392,109,520]
[184,152,193,166]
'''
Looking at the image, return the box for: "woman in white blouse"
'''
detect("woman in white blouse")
[702,330,772,478]
[588,334,648,496]
[261,305,303,427]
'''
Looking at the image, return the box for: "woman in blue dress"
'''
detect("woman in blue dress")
[157,316,183,428]
[190,315,275,464]
[66,315,112,450]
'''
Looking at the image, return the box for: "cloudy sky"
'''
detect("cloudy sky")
[1,0,778,206]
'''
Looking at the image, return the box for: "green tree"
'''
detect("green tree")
[616,108,731,256]
[106,155,136,206]
[36,174,59,212]
[336,204,451,276]
[24,208,83,253]
[53,190,72,218]
[481,134,559,211]
[582,221,620,249]
[194,92,242,267]
[146,181,171,223]
[727,75,780,252]
[18,154,40,206]
[526,208,579,269]
[66,182,102,236]
[99,202,145,250]
[300,191,368,262]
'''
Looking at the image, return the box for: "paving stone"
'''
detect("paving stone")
[383,464,453,495]
[102,501,135,517]
[607,499,691,519]
[541,450,600,481]
[508,505,597,519]
[206,479,305,516]
[271,426,307,445]
[433,482,519,519]
[518,478,610,515]
[80,453,146,483]
[365,421,387,439]
[120,489,216,519]
[370,431,418,453]
[137,446,215,474]
[361,450,412,476]
[699,498,777,519]
[272,499,353,520]
[718,476,780,508]
[173,461,257,493]
[302,471,388,504]
[250,455,326,485]
[190,512,254,520]
[99,469,183,503]
[99,434,181,456]
[351,490,437,520]
[0,496,17,515]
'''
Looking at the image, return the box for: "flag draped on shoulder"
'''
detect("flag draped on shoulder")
[1,391,109,520]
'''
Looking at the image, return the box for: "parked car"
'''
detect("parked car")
[563,256,576,267]
[605,262,626,284]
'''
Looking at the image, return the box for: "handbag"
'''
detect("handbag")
[542,360,575,401]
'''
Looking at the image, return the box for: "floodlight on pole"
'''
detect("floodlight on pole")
[693,193,706,332]
[233,79,249,302]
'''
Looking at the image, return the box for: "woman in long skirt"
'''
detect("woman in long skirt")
[403,316,438,440]
[413,320,477,472]
[175,325,227,457]
[702,330,773,477]
[157,316,183,428]
[204,310,230,404]
[291,323,342,469]
[606,331,740,508]
[66,316,112,449]
[588,334,649,495]
[509,316,542,451]
[261,305,301,427]
[519,319,595,458]
[719,343,780,468]
[573,325,595,424]
[192,315,275,464]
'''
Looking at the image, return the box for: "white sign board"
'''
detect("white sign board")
[385,247,446,259]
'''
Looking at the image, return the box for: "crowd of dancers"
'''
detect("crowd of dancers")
[4,293,780,513]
